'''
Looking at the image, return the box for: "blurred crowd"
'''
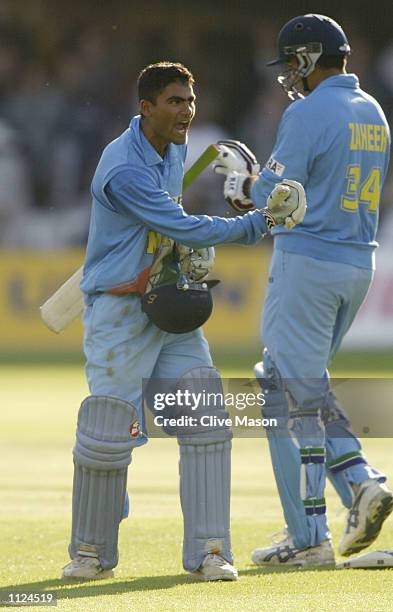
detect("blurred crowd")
[0,10,392,249]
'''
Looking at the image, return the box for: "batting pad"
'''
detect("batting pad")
[336,550,393,569]
[172,366,232,442]
[69,396,138,569]
[255,358,328,550]
[179,440,232,572]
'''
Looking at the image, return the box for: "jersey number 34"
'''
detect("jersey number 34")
[341,164,381,213]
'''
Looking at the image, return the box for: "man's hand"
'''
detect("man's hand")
[263,179,307,230]
[213,140,260,177]
[177,244,215,281]
[222,171,255,212]
[213,140,260,213]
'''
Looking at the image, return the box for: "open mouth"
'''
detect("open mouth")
[174,122,190,135]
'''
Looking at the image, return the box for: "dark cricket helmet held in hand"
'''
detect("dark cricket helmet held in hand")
[141,279,220,334]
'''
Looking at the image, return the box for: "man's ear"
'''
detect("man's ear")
[140,99,154,118]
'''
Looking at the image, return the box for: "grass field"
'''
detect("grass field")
[1,364,393,611]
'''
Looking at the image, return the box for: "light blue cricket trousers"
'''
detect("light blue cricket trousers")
[83,293,213,444]
[81,293,234,572]
[260,248,384,549]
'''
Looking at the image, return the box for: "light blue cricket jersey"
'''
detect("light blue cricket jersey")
[81,115,267,297]
[251,74,391,269]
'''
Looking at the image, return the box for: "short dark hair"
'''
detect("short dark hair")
[137,62,195,103]
[316,55,346,70]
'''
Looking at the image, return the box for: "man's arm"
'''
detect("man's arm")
[211,110,311,227]
[106,168,268,248]
[251,106,313,207]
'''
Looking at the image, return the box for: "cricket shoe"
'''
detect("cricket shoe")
[251,532,335,567]
[191,554,238,581]
[62,555,114,580]
[339,479,393,557]
[336,550,393,569]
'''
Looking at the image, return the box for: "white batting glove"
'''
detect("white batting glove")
[213,140,260,177]
[263,179,307,230]
[223,171,256,213]
[176,244,215,281]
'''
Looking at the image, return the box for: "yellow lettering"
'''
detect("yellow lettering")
[341,165,382,213]
[374,125,381,151]
[380,126,387,153]
[360,124,368,150]
[367,124,374,151]
[146,230,161,254]
[348,123,387,152]
[349,123,355,149]
[355,124,361,150]
[341,165,361,211]
[360,167,380,213]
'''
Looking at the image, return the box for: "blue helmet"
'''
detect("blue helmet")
[267,14,351,99]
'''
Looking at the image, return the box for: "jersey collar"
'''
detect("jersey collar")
[130,115,176,166]
[314,73,360,92]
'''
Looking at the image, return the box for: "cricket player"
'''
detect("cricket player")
[61,61,306,581]
[214,15,392,566]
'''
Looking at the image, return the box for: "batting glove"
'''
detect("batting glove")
[263,179,307,230]
[223,171,256,213]
[177,244,215,281]
[213,140,260,177]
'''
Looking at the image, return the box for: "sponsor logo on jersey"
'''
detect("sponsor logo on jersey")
[266,156,286,177]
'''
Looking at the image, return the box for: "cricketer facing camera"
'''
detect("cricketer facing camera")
[62,61,307,581]
[214,14,392,567]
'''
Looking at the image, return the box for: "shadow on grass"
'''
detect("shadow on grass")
[1,573,192,601]
[0,565,338,601]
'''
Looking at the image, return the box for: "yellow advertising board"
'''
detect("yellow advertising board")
[0,245,272,358]
[0,250,85,356]
[204,244,270,348]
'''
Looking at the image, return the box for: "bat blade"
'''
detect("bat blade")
[40,266,84,333]
[182,144,219,191]
[40,144,220,333]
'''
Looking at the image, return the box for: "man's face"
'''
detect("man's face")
[276,55,307,99]
[141,81,196,150]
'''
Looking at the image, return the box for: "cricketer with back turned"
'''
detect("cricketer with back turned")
[213,15,392,567]
[61,61,307,581]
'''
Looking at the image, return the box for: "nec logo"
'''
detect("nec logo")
[266,157,285,177]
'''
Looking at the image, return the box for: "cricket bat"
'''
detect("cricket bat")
[40,144,220,333]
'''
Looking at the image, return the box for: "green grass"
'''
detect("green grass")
[1,365,393,611]
[1,349,393,376]
[214,349,393,377]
